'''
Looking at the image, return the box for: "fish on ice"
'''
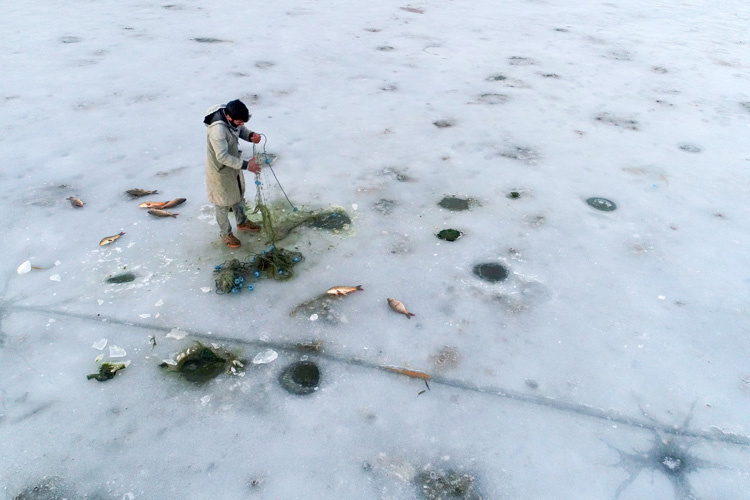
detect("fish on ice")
[387,298,415,318]
[148,209,178,218]
[67,196,84,207]
[126,189,158,198]
[99,231,125,246]
[326,285,364,296]
[139,201,167,209]
[161,198,186,209]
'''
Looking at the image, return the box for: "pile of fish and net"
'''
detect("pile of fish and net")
[213,146,350,295]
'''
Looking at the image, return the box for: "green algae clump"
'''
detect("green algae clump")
[87,361,129,381]
[160,343,242,383]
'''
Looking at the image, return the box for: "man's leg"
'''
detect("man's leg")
[215,205,233,236]
[233,201,248,226]
[236,201,261,232]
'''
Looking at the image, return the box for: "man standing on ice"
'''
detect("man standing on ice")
[203,99,263,248]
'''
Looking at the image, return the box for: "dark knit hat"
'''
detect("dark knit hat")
[224,100,250,121]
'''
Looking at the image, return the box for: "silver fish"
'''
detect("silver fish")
[126,189,158,198]
[148,209,178,218]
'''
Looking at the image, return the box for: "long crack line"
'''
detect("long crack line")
[11,304,750,447]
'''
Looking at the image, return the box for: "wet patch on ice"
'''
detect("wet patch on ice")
[255,61,275,69]
[499,146,540,163]
[430,346,461,372]
[433,119,454,128]
[382,166,417,182]
[678,143,702,153]
[60,36,81,44]
[476,93,509,105]
[594,112,639,130]
[603,49,632,61]
[437,196,476,211]
[307,210,352,231]
[364,455,490,499]
[192,37,231,43]
[13,476,85,500]
[373,198,397,215]
[377,45,395,51]
[486,73,507,82]
[508,56,538,66]
[279,360,321,395]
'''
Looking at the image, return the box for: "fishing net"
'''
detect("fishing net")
[214,247,305,294]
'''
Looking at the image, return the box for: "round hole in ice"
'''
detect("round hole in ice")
[279,361,321,395]
[436,229,462,242]
[473,263,508,282]
[586,197,617,211]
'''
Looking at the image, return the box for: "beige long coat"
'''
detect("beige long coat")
[204,104,255,206]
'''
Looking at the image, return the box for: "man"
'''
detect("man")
[203,99,263,248]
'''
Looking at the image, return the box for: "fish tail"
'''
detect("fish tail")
[119,231,126,236]
[356,285,363,291]
[408,312,415,318]
[172,213,179,217]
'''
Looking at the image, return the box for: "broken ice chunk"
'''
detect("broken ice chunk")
[166,328,186,340]
[16,260,31,274]
[155,299,164,307]
[109,345,127,358]
[200,395,211,405]
[50,274,61,282]
[92,338,108,350]
[309,314,319,321]
[252,349,278,365]
[201,287,212,293]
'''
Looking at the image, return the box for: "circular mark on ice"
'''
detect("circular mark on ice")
[436,229,462,242]
[438,196,471,211]
[678,143,702,153]
[586,197,617,211]
[279,361,321,395]
[473,263,509,283]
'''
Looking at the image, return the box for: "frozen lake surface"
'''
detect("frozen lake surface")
[1,0,749,498]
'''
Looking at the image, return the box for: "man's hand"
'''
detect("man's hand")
[250,132,261,144]
[247,158,261,175]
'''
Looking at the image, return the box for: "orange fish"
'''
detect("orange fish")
[67,196,84,207]
[99,231,125,246]
[385,367,431,380]
[161,198,186,209]
[387,298,415,319]
[327,285,363,296]
[139,201,167,209]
